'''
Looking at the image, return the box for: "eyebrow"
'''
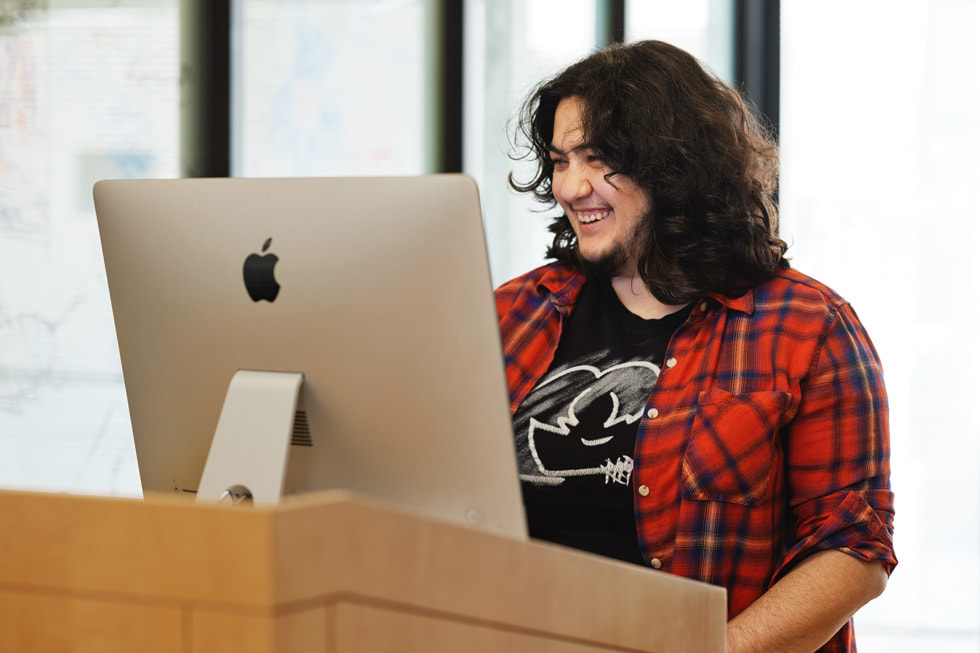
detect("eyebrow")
[547,142,594,156]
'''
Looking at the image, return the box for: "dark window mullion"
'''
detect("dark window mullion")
[735,0,780,136]
[596,0,626,47]
[179,0,231,178]
[437,0,464,173]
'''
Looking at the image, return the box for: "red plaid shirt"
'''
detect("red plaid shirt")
[496,262,897,652]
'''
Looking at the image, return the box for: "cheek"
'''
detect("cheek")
[607,177,649,215]
[620,194,650,225]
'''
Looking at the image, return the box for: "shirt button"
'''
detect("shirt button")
[700,301,708,312]
[650,558,662,569]
[665,357,677,369]
[637,485,650,497]
[646,407,659,419]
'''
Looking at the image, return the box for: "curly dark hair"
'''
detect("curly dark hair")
[510,40,788,304]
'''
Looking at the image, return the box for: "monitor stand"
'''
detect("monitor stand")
[196,370,304,505]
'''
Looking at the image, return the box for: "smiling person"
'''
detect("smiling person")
[495,40,896,653]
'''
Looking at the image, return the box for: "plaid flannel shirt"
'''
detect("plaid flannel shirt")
[496,262,897,652]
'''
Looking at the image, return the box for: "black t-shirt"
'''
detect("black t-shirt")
[512,276,692,565]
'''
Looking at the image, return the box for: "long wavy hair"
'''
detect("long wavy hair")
[510,40,787,304]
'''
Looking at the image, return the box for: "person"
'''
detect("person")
[495,40,896,653]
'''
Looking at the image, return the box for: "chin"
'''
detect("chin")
[576,247,631,277]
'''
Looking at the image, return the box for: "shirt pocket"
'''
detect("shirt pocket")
[681,388,793,507]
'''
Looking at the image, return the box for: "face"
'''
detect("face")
[549,96,651,277]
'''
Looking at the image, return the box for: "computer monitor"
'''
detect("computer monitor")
[93,175,527,538]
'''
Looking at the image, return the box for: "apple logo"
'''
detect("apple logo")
[243,237,281,302]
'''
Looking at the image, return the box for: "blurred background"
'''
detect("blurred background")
[0,1,976,650]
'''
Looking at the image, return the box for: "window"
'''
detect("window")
[233,0,428,177]
[626,0,734,81]
[0,1,178,496]
[780,2,980,649]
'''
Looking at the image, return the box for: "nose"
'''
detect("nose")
[555,164,593,204]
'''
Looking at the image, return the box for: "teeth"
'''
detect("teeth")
[577,210,611,223]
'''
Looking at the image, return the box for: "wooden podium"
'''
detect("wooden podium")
[0,489,725,652]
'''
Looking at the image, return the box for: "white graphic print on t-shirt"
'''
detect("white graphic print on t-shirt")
[516,357,661,487]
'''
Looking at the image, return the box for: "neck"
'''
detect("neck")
[610,274,688,320]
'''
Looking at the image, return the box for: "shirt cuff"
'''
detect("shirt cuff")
[773,489,898,584]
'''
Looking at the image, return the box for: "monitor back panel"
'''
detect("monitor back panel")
[94,175,526,538]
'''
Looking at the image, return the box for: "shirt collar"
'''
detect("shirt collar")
[535,262,758,315]
[709,288,755,315]
[534,264,586,307]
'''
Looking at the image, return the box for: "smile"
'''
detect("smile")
[577,210,611,224]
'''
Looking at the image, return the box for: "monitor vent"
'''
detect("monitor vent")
[291,411,312,446]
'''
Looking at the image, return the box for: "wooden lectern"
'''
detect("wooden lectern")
[0,489,725,652]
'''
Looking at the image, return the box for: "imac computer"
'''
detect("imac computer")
[93,175,527,538]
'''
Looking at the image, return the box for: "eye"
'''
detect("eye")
[549,156,568,169]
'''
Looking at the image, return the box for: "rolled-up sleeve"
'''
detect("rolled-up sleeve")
[775,302,897,581]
